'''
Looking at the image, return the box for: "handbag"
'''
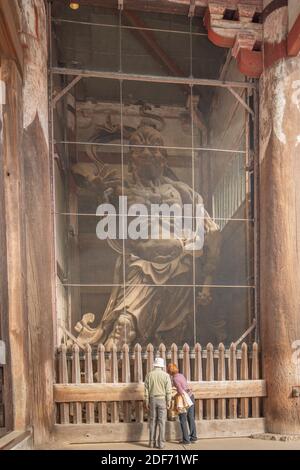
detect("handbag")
[182,390,193,408]
[174,391,193,414]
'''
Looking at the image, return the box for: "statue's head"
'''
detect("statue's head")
[128,124,167,181]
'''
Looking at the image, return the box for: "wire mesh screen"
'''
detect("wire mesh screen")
[50,2,256,350]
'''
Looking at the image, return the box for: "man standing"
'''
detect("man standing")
[144,357,172,449]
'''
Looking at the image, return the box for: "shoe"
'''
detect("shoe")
[190,438,198,443]
[179,440,191,445]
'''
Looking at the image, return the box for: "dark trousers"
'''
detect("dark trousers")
[179,394,197,443]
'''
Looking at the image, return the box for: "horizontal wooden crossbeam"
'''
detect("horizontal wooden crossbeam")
[54,380,266,403]
[53,418,266,443]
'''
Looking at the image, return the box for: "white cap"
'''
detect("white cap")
[153,357,165,368]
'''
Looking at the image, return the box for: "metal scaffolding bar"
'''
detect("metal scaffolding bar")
[54,140,247,154]
[51,18,208,37]
[228,86,255,117]
[51,67,256,90]
[52,76,82,107]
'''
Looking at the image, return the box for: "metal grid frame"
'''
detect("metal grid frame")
[48,1,259,345]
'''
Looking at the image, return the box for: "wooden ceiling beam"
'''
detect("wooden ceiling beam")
[56,1,263,17]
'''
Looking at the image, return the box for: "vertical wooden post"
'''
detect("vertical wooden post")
[183,343,190,380]
[194,343,203,420]
[122,343,131,423]
[251,342,260,418]
[97,344,107,424]
[206,343,215,419]
[72,344,82,424]
[229,342,237,419]
[58,344,69,424]
[159,343,166,371]
[217,343,226,419]
[146,343,154,374]
[134,343,143,423]
[110,344,119,423]
[85,344,94,424]
[171,343,178,367]
[240,342,249,418]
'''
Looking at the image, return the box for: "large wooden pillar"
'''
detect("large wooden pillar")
[21,0,55,444]
[0,0,55,445]
[260,0,300,434]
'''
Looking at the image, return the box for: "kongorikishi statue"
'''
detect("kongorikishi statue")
[72,120,220,349]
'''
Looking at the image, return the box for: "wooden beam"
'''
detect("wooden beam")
[53,1,263,17]
[54,379,267,402]
[53,418,266,443]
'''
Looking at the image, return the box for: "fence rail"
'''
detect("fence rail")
[54,342,265,425]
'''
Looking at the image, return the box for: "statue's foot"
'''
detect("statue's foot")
[74,313,105,346]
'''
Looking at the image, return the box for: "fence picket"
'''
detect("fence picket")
[85,344,95,424]
[97,344,107,423]
[183,343,190,381]
[146,343,154,374]
[251,342,260,418]
[171,343,178,367]
[229,343,237,418]
[159,343,166,370]
[110,344,119,423]
[58,344,69,424]
[72,344,82,424]
[241,343,249,418]
[134,344,144,423]
[122,343,131,423]
[194,343,203,419]
[217,343,226,419]
[206,343,215,419]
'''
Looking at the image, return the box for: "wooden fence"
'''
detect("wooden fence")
[54,342,265,426]
[0,365,5,431]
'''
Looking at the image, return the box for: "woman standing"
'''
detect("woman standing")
[167,363,198,445]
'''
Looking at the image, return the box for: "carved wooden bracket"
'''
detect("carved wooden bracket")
[203,2,263,78]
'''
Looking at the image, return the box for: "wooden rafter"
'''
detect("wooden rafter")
[123,11,188,92]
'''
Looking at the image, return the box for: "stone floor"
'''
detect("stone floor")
[40,437,300,451]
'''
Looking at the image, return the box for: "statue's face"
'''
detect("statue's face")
[129,126,166,181]
[112,315,133,340]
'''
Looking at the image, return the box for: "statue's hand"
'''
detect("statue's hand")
[100,165,121,190]
[197,288,212,306]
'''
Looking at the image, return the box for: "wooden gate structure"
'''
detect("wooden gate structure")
[53,341,266,443]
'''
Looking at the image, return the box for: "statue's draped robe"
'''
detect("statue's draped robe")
[99,176,219,344]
